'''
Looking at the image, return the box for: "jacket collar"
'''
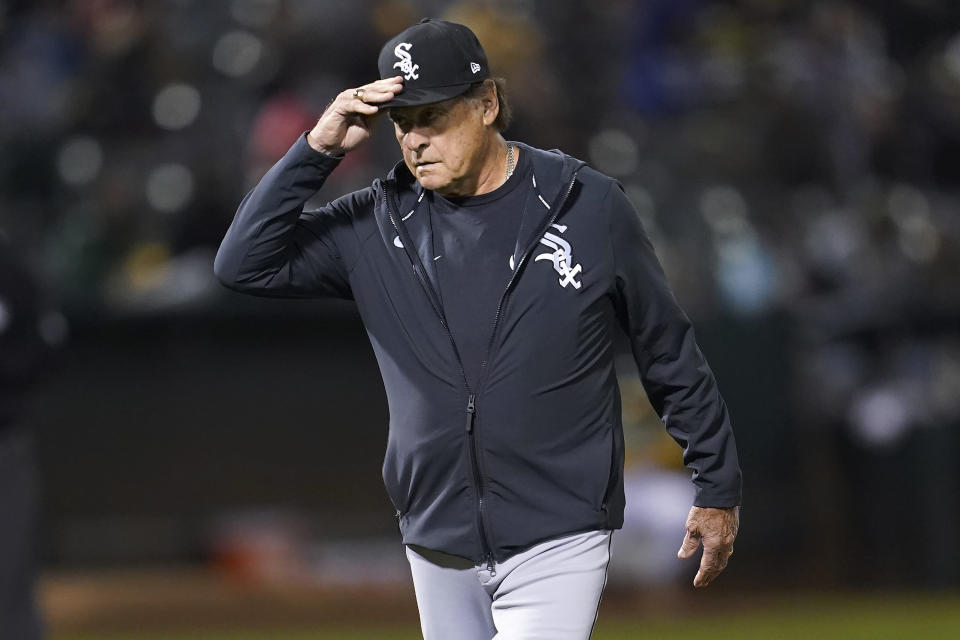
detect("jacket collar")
[512,141,585,205]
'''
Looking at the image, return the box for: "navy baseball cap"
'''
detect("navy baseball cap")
[378,18,490,107]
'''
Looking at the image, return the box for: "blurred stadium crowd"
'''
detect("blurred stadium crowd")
[2,0,960,587]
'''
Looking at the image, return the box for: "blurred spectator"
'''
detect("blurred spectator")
[0,234,65,639]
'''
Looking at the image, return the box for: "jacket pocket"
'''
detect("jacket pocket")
[385,487,407,516]
[600,422,622,512]
[382,458,410,516]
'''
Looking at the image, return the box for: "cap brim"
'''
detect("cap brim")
[378,82,474,108]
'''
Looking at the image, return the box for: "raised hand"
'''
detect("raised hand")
[307,76,404,156]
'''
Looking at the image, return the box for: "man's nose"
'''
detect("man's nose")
[404,129,429,152]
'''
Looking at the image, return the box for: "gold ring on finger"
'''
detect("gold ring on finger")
[353,88,366,102]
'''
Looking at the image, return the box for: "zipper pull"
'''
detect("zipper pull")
[486,554,496,577]
[465,393,476,433]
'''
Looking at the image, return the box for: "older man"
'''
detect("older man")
[216,18,741,640]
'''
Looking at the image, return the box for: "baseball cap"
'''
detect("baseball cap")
[377,18,490,108]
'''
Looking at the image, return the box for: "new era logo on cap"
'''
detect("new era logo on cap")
[378,18,491,107]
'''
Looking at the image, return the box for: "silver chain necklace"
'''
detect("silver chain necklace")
[505,144,515,181]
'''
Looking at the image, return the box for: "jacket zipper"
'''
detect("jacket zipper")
[465,392,495,574]
[384,182,495,569]
[468,171,579,569]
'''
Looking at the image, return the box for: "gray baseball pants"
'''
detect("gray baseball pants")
[405,529,612,640]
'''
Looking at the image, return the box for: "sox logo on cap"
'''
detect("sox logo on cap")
[393,43,420,80]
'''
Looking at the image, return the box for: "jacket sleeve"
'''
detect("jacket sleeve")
[607,181,742,507]
[213,134,355,299]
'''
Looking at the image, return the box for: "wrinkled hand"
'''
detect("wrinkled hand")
[307,76,404,156]
[677,505,739,588]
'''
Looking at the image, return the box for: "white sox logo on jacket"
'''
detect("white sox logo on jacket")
[535,223,582,289]
[393,43,420,80]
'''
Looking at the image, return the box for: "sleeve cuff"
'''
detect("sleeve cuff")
[693,488,742,509]
[295,132,345,163]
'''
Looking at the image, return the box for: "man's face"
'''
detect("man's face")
[389,94,492,197]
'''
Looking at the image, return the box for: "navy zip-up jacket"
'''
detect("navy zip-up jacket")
[214,134,741,563]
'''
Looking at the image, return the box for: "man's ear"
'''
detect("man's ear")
[482,79,499,126]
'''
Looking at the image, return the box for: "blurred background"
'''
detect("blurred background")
[1,0,959,638]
